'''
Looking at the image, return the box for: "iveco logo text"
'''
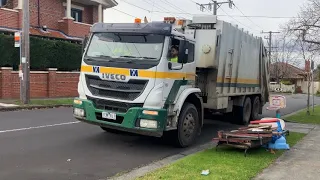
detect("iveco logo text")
[101,73,126,81]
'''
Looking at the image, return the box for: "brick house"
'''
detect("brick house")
[0,0,118,99]
[0,0,118,40]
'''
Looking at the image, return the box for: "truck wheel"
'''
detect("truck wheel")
[242,97,252,125]
[251,96,261,120]
[233,97,252,125]
[100,127,122,134]
[175,103,199,148]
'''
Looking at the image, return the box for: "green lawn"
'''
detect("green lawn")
[15,98,74,106]
[286,106,320,124]
[137,132,305,180]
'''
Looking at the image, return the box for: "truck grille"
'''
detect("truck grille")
[85,75,148,101]
[87,96,143,113]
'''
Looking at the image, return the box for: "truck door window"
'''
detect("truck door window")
[187,42,195,63]
[169,38,180,63]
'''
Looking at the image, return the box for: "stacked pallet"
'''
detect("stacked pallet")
[213,125,275,155]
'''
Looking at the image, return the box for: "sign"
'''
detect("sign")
[14,31,21,48]
[269,95,286,109]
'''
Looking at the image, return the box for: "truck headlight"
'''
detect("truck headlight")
[140,119,158,129]
[74,108,85,117]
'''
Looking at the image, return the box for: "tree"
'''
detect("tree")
[272,36,301,82]
[284,0,319,115]
[291,0,320,48]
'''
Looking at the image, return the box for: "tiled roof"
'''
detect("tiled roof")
[0,26,82,41]
[270,62,306,79]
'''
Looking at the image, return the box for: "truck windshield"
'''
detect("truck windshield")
[86,33,165,61]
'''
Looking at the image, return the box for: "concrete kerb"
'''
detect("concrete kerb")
[0,104,73,112]
[107,142,215,180]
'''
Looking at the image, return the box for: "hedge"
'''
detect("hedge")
[0,34,82,71]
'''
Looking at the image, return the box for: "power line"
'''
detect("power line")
[139,0,183,19]
[220,7,259,33]
[112,8,139,18]
[187,0,212,14]
[122,0,185,19]
[187,0,299,19]
[221,15,299,19]
[232,3,263,30]
[148,11,299,19]
[156,0,188,19]
[121,0,151,13]
[160,0,191,16]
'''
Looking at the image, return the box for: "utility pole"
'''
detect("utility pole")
[21,0,30,104]
[262,31,280,63]
[197,0,233,15]
[262,31,280,84]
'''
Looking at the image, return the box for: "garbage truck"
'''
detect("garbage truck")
[73,15,270,147]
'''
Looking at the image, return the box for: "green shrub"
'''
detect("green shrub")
[280,80,293,85]
[0,34,82,71]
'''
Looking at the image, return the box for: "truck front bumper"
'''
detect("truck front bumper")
[72,98,168,137]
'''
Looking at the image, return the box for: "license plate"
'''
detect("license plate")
[102,112,116,120]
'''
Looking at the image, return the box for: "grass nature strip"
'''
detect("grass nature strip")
[137,132,306,180]
[285,105,320,124]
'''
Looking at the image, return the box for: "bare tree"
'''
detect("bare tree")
[291,0,320,47]
[296,34,316,115]
[283,0,320,115]
[270,31,300,84]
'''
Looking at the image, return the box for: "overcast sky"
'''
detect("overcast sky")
[104,0,308,36]
[103,0,318,67]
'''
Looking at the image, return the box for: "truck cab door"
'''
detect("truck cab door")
[162,38,196,107]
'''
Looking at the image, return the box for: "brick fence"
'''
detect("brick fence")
[0,67,79,99]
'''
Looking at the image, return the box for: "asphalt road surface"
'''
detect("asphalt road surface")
[0,94,318,180]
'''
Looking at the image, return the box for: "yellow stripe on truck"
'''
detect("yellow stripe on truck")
[81,65,130,76]
[81,65,196,80]
[217,77,259,84]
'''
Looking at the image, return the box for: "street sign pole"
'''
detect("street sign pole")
[14,31,23,102]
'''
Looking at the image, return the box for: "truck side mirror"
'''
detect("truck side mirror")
[178,40,187,64]
[82,36,89,55]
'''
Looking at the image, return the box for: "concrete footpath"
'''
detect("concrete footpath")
[255,123,320,180]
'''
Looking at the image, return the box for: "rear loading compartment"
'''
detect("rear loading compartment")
[193,19,269,122]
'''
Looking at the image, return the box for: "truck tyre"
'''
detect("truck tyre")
[233,97,252,125]
[242,97,252,125]
[174,103,200,148]
[251,96,261,120]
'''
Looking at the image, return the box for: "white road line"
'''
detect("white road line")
[0,121,81,134]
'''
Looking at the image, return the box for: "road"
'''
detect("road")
[0,94,318,180]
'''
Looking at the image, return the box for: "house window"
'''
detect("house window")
[71,8,82,22]
[63,2,84,23]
